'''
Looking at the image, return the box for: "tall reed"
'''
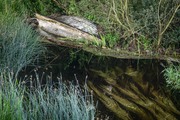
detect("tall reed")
[0,71,96,120]
[0,71,25,120]
[0,13,45,75]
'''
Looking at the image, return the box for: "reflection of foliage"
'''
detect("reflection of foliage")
[163,65,180,90]
[64,49,94,69]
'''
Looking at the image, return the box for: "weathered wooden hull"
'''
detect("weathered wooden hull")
[34,13,180,62]
[36,14,101,42]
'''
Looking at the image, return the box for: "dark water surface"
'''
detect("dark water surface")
[18,47,180,120]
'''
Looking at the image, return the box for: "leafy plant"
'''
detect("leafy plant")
[163,64,180,90]
[137,35,152,52]
[102,33,119,48]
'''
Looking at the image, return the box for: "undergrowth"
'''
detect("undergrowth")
[0,0,179,51]
[59,0,180,51]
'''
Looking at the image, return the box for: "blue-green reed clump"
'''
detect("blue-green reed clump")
[0,71,95,120]
[0,13,45,75]
[0,71,25,120]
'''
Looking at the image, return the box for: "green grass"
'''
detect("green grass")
[25,74,95,120]
[163,64,180,90]
[0,13,45,75]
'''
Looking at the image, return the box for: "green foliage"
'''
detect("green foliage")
[0,0,62,15]
[163,64,180,90]
[64,49,94,69]
[0,13,45,75]
[101,33,119,48]
[67,0,80,15]
[1,0,179,50]
[58,0,179,50]
[0,0,27,14]
[21,0,63,15]
[137,36,152,51]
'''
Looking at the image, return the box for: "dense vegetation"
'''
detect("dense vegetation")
[0,1,95,119]
[1,0,179,51]
[0,0,179,119]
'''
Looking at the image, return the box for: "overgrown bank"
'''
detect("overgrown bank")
[0,0,180,119]
[1,0,179,52]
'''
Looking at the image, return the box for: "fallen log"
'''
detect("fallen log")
[33,13,180,62]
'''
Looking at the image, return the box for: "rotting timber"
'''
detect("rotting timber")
[33,13,180,63]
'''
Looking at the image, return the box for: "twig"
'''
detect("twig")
[157,1,180,47]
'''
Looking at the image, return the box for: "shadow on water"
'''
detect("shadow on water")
[18,46,180,120]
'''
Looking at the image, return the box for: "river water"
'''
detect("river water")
[19,47,180,120]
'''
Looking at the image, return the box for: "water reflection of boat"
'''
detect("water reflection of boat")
[88,66,180,120]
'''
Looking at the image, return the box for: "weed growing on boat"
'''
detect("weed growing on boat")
[102,33,119,48]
